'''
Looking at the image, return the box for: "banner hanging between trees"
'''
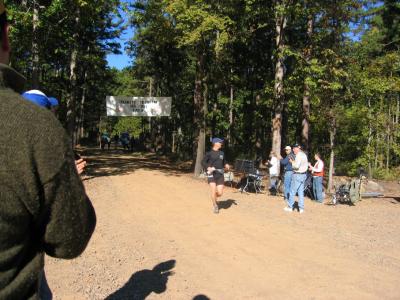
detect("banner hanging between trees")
[106,96,172,117]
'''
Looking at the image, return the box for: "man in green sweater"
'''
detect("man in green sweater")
[0,2,96,299]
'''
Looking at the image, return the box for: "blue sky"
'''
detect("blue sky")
[106,1,380,70]
[106,26,134,70]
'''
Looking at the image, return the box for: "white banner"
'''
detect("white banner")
[106,96,172,117]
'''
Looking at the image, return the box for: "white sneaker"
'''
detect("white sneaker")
[299,209,304,214]
[283,206,293,212]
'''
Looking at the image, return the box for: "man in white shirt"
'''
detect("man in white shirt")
[284,144,308,213]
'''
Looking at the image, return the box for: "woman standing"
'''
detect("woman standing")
[309,153,324,203]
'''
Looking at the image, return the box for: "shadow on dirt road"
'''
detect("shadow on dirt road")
[105,260,176,300]
[78,147,192,179]
[218,199,238,210]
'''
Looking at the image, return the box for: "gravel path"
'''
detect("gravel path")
[45,150,400,299]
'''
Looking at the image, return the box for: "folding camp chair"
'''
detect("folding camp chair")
[235,159,266,194]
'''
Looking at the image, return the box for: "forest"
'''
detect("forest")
[7,0,400,186]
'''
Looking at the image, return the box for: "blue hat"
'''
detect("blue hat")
[22,90,51,108]
[212,137,224,144]
[48,97,59,107]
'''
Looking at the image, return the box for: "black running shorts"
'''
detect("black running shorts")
[207,173,224,185]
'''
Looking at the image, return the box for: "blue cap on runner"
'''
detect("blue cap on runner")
[212,137,224,144]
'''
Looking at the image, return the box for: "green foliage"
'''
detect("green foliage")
[7,0,122,137]
[7,0,399,177]
[112,117,142,137]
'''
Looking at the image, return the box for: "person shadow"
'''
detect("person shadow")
[193,295,211,300]
[106,260,176,300]
[218,199,238,210]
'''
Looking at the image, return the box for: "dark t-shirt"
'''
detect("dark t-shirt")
[202,150,225,170]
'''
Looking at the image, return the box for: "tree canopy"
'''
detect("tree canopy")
[7,0,400,180]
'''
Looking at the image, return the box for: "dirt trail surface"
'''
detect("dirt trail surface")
[45,148,400,300]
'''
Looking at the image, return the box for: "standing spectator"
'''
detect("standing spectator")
[285,144,309,213]
[0,2,96,298]
[130,134,135,152]
[113,133,120,149]
[280,145,294,203]
[121,131,130,150]
[101,132,111,149]
[309,152,325,203]
[267,151,279,195]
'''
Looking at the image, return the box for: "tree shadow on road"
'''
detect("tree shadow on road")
[79,147,192,179]
[218,199,238,210]
[105,260,176,300]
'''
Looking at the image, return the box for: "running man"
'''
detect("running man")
[202,137,230,214]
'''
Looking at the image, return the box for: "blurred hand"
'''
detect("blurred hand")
[207,167,215,173]
[75,158,87,175]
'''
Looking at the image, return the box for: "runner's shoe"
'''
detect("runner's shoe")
[283,206,292,212]
[213,205,219,214]
[299,209,304,214]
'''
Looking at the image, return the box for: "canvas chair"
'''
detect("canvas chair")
[235,159,265,194]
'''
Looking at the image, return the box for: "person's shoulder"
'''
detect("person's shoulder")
[0,89,66,140]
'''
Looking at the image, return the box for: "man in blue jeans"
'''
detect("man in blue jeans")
[284,144,309,213]
[280,145,294,204]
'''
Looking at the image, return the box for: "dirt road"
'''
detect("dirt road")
[45,149,400,299]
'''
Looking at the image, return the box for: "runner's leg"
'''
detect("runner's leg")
[209,182,218,207]
[216,184,224,198]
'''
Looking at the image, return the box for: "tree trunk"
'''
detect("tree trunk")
[31,1,40,88]
[327,113,336,193]
[227,77,234,144]
[67,6,80,146]
[386,106,391,171]
[367,97,373,178]
[374,134,379,171]
[271,0,288,156]
[75,70,88,145]
[193,51,207,177]
[301,12,313,151]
